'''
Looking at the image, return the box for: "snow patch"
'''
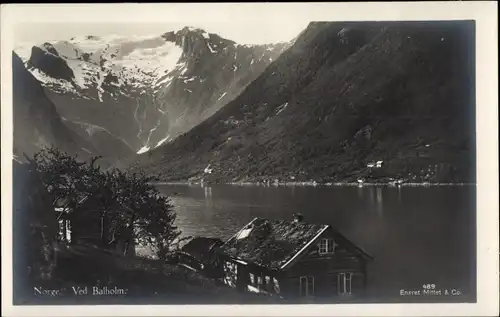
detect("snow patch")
[176,62,188,76]
[48,40,84,60]
[183,77,196,83]
[137,146,150,154]
[29,68,79,94]
[155,135,171,148]
[217,92,227,101]
[207,42,217,54]
[276,102,289,115]
[155,75,173,87]
[25,34,184,93]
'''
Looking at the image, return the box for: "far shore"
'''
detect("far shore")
[148,180,476,187]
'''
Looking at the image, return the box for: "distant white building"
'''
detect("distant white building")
[204,164,213,174]
[367,161,383,168]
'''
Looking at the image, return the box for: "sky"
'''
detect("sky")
[7,4,317,46]
[13,22,310,46]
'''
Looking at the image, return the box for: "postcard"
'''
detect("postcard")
[1,2,498,316]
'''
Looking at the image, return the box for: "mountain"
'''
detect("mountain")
[61,119,134,160]
[131,21,476,184]
[12,51,95,160]
[14,27,289,154]
[12,51,133,163]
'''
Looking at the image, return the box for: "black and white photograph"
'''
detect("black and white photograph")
[1,2,498,316]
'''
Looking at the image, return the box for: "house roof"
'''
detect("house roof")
[218,217,329,270]
[219,217,373,270]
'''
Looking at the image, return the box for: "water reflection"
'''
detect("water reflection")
[376,187,383,217]
[357,185,364,199]
[204,186,212,199]
[156,184,475,302]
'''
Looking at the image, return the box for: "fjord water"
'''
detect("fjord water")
[156,184,476,303]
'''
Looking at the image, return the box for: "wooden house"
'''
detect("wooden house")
[56,193,136,256]
[176,237,224,278]
[216,215,373,302]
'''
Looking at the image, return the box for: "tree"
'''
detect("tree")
[105,168,160,254]
[31,147,182,260]
[134,194,183,272]
[33,147,103,242]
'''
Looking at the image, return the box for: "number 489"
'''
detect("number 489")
[423,284,436,289]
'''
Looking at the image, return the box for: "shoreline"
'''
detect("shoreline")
[149,181,476,187]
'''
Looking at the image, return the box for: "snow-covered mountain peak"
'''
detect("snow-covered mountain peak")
[14,27,290,155]
[17,33,185,99]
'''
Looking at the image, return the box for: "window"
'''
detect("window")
[249,273,255,285]
[319,238,337,254]
[223,261,238,287]
[58,219,72,242]
[273,277,281,294]
[58,220,65,241]
[66,220,72,243]
[226,262,237,274]
[299,276,314,297]
[251,273,275,293]
[265,276,272,292]
[338,272,353,295]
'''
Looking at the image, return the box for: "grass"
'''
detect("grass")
[15,243,283,305]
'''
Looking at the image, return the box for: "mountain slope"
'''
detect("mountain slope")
[15,27,289,153]
[131,21,475,184]
[12,51,95,159]
[61,119,134,159]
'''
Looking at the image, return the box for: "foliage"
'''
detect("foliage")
[134,194,182,271]
[31,147,181,264]
[33,147,99,219]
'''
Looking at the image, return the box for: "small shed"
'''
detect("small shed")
[177,237,224,277]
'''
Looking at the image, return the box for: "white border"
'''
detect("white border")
[1,2,498,316]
